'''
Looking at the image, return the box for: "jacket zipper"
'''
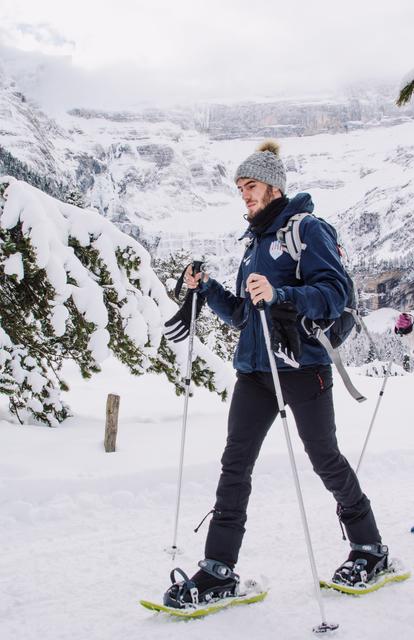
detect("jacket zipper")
[253,237,261,370]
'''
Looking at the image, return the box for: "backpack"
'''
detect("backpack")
[277,213,366,402]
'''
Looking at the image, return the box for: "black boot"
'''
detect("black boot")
[333,543,389,586]
[163,559,240,609]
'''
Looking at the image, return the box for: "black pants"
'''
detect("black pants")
[204,367,381,568]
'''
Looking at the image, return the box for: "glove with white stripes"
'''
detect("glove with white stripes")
[269,301,302,367]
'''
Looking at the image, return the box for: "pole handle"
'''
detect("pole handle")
[174,260,205,299]
[191,260,204,277]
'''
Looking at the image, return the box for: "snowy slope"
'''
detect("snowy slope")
[0,68,71,180]
[1,63,414,280]
[1,358,413,640]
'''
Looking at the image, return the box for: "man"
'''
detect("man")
[163,140,388,608]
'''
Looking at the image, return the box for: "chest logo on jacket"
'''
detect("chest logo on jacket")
[269,239,284,260]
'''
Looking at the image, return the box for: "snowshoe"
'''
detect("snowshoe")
[163,559,240,609]
[332,543,389,587]
[140,589,267,619]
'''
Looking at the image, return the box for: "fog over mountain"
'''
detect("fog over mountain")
[1,0,413,109]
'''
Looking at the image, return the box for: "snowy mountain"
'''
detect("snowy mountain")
[0,70,71,188]
[1,66,414,308]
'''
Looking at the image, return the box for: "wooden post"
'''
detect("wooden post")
[104,394,120,452]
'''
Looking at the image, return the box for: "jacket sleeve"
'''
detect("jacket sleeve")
[199,276,243,326]
[280,217,348,320]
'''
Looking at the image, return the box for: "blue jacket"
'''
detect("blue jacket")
[199,193,348,372]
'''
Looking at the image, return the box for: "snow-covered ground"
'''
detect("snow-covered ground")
[1,357,413,640]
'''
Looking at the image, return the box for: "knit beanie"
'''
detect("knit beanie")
[234,140,286,194]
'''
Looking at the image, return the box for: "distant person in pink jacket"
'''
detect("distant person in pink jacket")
[394,312,414,346]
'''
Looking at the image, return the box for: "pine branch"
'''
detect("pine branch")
[396,79,414,106]
[10,398,24,425]
[0,181,227,426]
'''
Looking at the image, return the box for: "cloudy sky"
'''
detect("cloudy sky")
[0,0,412,110]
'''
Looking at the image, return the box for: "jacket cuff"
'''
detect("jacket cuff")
[266,286,286,306]
[198,277,213,296]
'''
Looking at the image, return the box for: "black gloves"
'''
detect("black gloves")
[164,291,205,343]
[269,301,302,366]
[164,261,206,343]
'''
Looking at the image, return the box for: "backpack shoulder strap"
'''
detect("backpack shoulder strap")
[313,328,367,403]
[277,212,313,279]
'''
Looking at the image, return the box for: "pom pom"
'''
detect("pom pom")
[257,139,280,156]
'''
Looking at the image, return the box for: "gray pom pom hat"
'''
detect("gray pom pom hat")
[234,140,287,194]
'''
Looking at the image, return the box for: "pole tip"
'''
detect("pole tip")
[312,622,339,634]
[164,545,183,557]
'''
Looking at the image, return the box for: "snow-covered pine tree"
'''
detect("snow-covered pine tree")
[0,178,231,426]
[402,353,411,372]
[366,343,376,364]
[338,319,406,370]
[0,146,74,202]
[64,189,86,208]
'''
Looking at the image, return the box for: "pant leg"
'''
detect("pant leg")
[282,366,381,544]
[204,372,278,568]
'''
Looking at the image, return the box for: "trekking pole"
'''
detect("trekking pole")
[257,302,338,635]
[167,263,203,560]
[355,315,399,475]
[356,356,393,475]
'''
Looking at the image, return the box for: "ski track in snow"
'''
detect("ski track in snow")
[1,361,413,640]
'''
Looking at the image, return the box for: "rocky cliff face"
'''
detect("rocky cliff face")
[66,91,414,140]
[0,70,71,180]
[203,95,414,139]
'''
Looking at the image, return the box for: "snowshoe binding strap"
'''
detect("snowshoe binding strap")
[163,568,199,609]
[198,558,239,582]
[333,544,389,586]
[350,543,389,557]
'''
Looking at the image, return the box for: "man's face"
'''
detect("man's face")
[236,178,281,218]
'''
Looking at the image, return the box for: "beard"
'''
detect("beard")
[247,185,275,221]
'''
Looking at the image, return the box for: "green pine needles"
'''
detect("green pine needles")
[396,78,414,107]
